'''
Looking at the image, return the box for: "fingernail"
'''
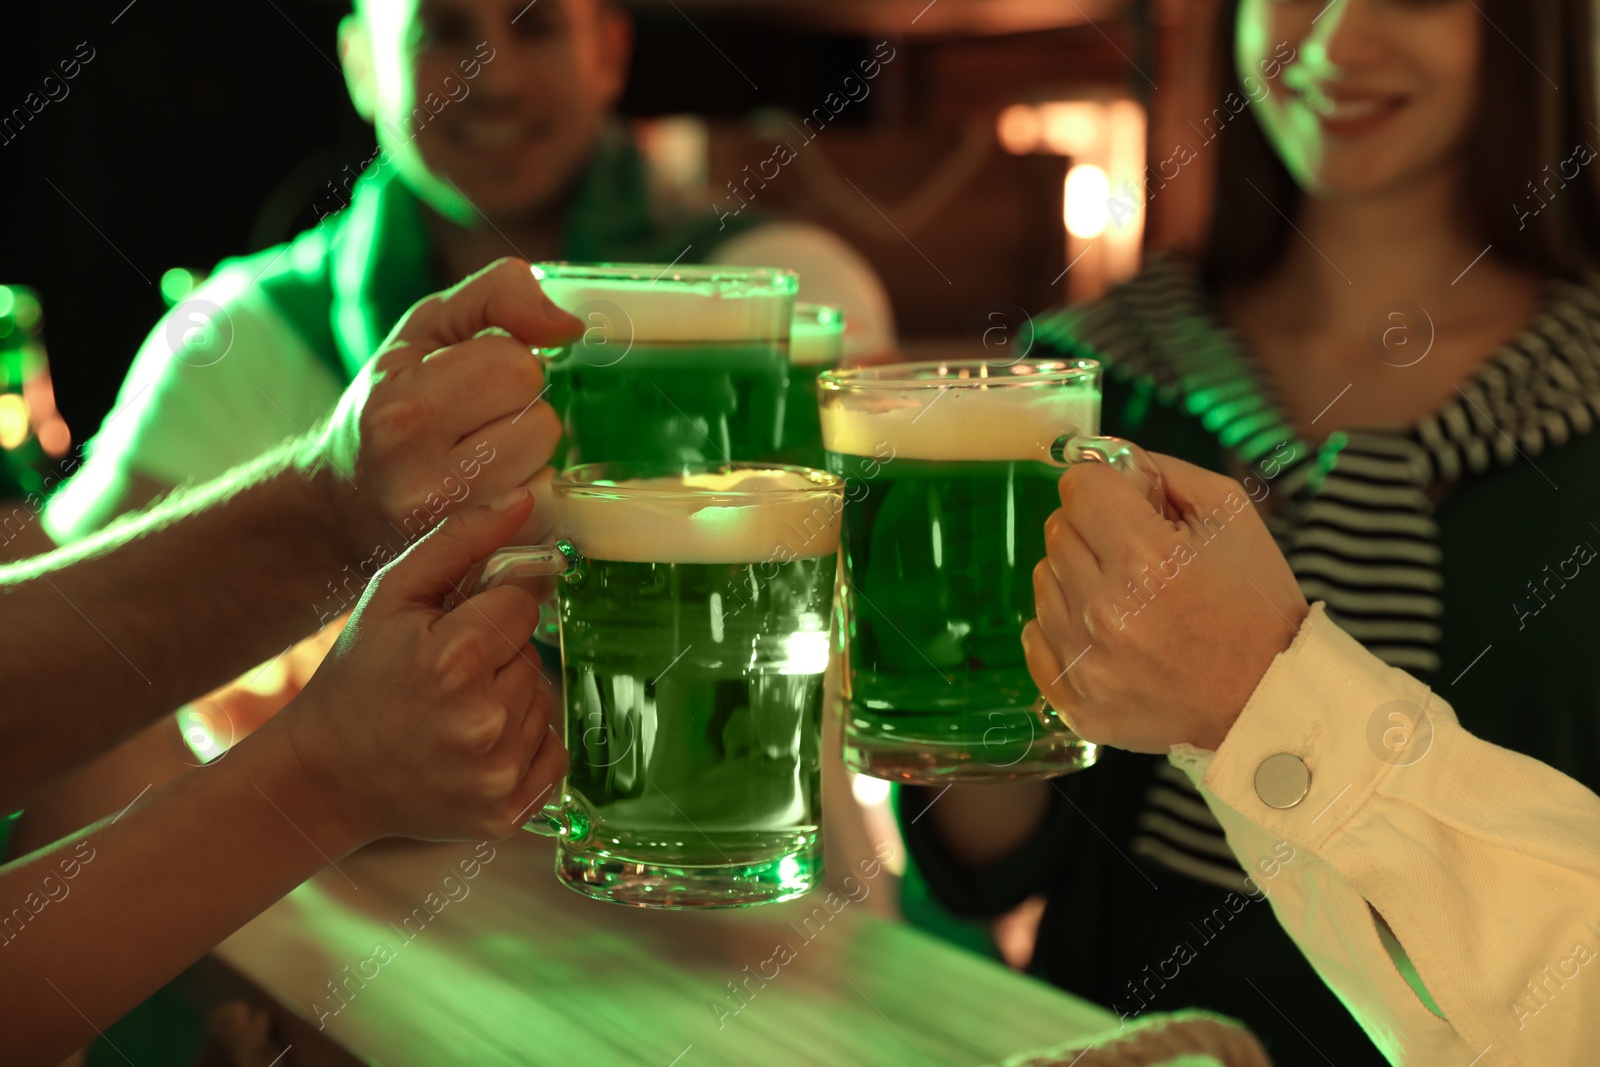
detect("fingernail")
[490,487,529,511]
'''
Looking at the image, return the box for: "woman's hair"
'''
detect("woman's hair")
[1200,0,1600,289]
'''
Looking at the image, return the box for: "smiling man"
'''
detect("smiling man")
[44,0,895,544]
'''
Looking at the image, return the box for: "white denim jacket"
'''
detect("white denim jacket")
[1172,603,1600,1067]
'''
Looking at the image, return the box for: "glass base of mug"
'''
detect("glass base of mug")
[554,841,822,909]
[843,706,1099,783]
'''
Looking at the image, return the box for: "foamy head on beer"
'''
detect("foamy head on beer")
[557,468,841,564]
[820,377,1099,461]
[538,269,793,345]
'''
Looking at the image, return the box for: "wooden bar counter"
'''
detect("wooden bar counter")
[211,833,1117,1066]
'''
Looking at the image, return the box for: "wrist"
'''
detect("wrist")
[1191,596,1311,751]
[259,704,380,858]
[1199,603,1388,846]
[1187,719,1234,753]
[289,434,372,571]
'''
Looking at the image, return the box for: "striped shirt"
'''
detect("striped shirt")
[1036,255,1600,892]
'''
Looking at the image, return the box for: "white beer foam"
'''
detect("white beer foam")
[791,327,843,366]
[558,469,841,564]
[539,274,793,343]
[821,385,1099,461]
[791,306,844,366]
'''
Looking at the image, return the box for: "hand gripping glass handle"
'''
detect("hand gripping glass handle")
[463,542,594,845]
[1030,435,1172,743]
[1051,434,1174,520]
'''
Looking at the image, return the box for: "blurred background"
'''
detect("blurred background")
[2,0,1233,461]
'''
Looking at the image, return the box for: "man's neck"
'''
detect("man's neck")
[424,209,566,285]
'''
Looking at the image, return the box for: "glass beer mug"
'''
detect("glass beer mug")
[774,302,846,470]
[535,263,798,466]
[818,359,1165,783]
[468,461,844,908]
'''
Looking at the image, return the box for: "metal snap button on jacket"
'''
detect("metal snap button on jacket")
[1255,752,1310,810]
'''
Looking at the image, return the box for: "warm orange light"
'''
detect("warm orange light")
[1039,101,1103,156]
[851,773,892,806]
[1064,164,1111,238]
[22,363,60,417]
[36,418,70,457]
[996,104,1042,154]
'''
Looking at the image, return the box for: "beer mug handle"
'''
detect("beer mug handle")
[466,543,595,846]
[1029,435,1170,766]
[1051,434,1174,520]
[475,542,580,589]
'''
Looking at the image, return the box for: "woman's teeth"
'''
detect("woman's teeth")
[1298,86,1401,122]
[1323,98,1392,120]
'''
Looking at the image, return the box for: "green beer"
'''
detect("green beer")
[560,554,833,871]
[481,463,844,907]
[775,303,846,470]
[820,361,1103,782]
[536,264,798,466]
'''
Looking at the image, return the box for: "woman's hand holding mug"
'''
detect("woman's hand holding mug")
[1023,454,1309,753]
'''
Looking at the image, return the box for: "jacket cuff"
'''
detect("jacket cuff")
[1169,601,1445,851]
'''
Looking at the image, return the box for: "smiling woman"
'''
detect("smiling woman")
[1211,0,1600,287]
[903,0,1600,1063]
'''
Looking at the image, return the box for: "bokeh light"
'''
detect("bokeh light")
[996,104,1042,154]
[1064,164,1111,238]
[0,394,31,450]
[1039,101,1102,156]
[160,267,198,308]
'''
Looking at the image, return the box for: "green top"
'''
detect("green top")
[901,254,1600,1065]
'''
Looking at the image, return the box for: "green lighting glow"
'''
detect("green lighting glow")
[160,267,197,308]
[776,853,806,889]
[177,706,226,763]
[1219,410,1278,449]
[1308,432,1348,496]
[5,289,41,332]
